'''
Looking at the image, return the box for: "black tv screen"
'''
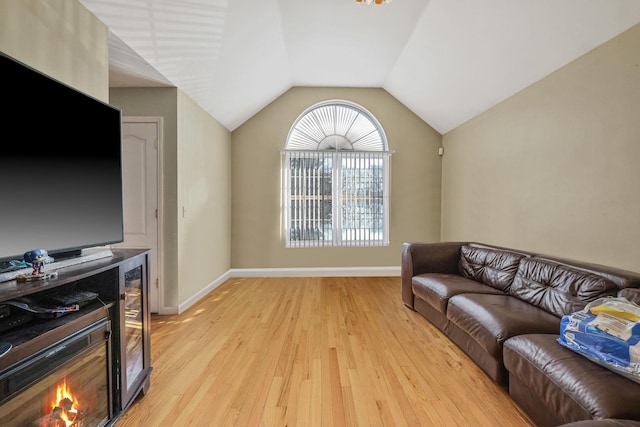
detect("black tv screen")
[0,51,124,264]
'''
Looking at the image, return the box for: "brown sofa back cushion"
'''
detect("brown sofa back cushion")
[534,256,640,290]
[459,244,529,292]
[511,258,618,317]
[618,288,640,306]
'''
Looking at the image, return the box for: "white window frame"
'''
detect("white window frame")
[283,100,391,248]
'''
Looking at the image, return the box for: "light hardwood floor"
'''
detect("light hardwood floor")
[115,277,535,426]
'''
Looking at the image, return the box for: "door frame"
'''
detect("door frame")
[122,116,164,314]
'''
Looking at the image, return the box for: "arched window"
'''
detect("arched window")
[283,100,391,247]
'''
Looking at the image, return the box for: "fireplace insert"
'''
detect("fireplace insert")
[0,318,112,427]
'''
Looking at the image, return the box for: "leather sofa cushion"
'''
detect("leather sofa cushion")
[559,420,640,427]
[618,288,640,306]
[446,294,560,359]
[459,244,529,292]
[504,334,640,423]
[412,273,505,314]
[510,258,617,318]
[535,257,640,290]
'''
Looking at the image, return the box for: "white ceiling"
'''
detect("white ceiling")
[81,0,640,134]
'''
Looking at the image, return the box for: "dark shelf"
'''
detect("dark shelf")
[0,301,114,372]
[0,249,148,303]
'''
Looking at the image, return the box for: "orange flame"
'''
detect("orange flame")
[49,378,79,427]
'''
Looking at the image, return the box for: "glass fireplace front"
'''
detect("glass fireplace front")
[0,319,112,427]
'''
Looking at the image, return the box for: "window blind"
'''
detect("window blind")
[284,150,390,248]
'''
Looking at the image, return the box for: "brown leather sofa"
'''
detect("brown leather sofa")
[401,241,640,427]
[559,420,640,427]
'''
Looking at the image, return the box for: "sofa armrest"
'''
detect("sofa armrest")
[401,241,466,309]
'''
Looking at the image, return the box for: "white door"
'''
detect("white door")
[112,117,161,313]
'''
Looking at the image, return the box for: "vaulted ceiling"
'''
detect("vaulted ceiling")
[80,0,640,134]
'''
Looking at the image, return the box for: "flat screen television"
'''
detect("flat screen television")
[0,51,124,266]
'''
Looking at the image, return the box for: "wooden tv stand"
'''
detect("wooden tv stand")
[0,248,152,424]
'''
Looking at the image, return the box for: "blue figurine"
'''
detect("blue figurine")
[24,249,50,275]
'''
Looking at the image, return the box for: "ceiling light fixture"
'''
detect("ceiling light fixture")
[356,0,392,4]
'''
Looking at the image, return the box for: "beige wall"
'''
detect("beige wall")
[110,88,232,309]
[109,88,181,307]
[0,0,108,102]
[231,87,442,269]
[176,91,231,302]
[442,23,640,272]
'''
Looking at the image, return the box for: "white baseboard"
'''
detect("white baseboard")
[160,266,400,315]
[174,270,233,315]
[228,266,401,277]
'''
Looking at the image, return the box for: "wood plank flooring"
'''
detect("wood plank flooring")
[115,276,535,426]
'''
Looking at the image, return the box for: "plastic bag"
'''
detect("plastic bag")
[557,296,640,384]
